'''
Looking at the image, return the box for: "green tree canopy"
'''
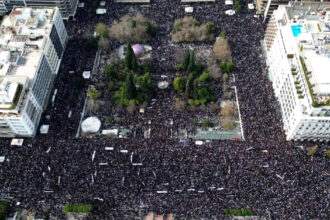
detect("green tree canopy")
[124,73,137,99]
[182,50,190,71]
[105,65,117,79]
[173,76,184,92]
[187,50,195,72]
[137,72,152,92]
[125,43,134,70]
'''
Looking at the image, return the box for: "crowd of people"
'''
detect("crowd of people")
[0,0,329,219]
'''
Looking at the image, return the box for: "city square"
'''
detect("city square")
[0,0,329,219]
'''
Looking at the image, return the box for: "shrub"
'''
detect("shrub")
[173,77,184,92]
[188,99,200,106]
[63,204,93,213]
[202,119,213,127]
[220,30,227,39]
[307,145,318,156]
[106,117,112,125]
[87,87,101,100]
[198,72,210,82]
[0,201,9,220]
[221,62,234,73]
[224,208,253,216]
[108,81,116,91]
[326,150,330,158]
[222,117,235,131]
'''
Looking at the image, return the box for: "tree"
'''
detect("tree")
[105,65,117,79]
[197,87,210,102]
[221,62,235,73]
[185,77,194,98]
[307,145,318,156]
[95,23,108,38]
[222,117,235,130]
[187,50,195,72]
[87,87,101,100]
[212,38,231,62]
[132,51,138,71]
[173,76,184,92]
[125,43,134,70]
[219,101,235,117]
[198,72,209,82]
[137,72,152,92]
[124,73,136,99]
[182,50,190,70]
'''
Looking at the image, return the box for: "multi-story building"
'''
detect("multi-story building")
[264,2,330,141]
[256,0,325,18]
[0,0,78,19]
[0,6,67,137]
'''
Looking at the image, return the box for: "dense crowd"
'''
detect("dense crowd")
[0,1,329,219]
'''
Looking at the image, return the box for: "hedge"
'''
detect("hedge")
[63,204,93,213]
[224,208,253,216]
[0,201,9,220]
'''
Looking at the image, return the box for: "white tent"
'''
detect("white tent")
[225,0,233,5]
[0,156,5,163]
[40,125,49,134]
[185,7,193,13]
[225,10,236,16]
[81,117,101,133]
[11,139,24,146]
[248,3,255,10]
[83,71,91,79]
[102,129,118,136]
[96,9,107,15]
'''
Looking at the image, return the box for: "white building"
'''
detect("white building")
[0,7,67,137]
[264,2,330,142]
[0,0,78,19]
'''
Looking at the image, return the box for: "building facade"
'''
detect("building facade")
[0,7,67,137]
[0,0,78,19]
[264,2,330,141]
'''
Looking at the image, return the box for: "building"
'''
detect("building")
[256,0,325,18]
[0,7,67,137]
[264,2,330,141]
[0,0,78,19]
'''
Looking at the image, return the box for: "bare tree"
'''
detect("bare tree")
[219,101,235,117]
[212,38,231,62]
[98,37,110,51]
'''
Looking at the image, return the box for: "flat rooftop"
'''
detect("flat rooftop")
[276,3,330,99]
[0,7,55,111]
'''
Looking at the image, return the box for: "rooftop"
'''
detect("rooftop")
[0,7,55,112]
[275,2,330,109]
